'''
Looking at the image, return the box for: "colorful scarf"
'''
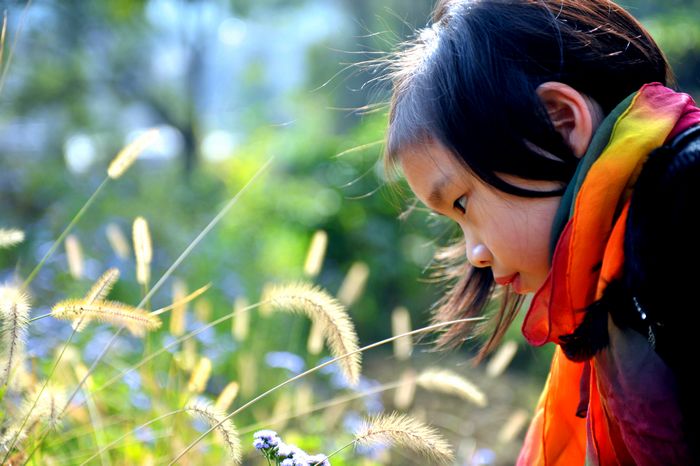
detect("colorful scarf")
[517,83,700,465]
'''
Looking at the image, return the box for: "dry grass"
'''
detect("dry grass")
[133,216,153,286]
[0,228,24,249]
[0,285,30,388]
[73,268,120,332]
[355,412,454,465]
[51,299,161,337]
[107,128,160,179]
[417,368,488,407]
[185,400,241,464]
[265,282,361,386]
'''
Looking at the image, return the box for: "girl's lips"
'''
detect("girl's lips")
[494,273,518,286]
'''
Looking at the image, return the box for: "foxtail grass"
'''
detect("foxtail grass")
[0,285,30,388]
[264,282,361,386]
[49,157,273,443]
[0,0,32,96]
[303,230,328,277]
[0,11,6,67]
[391,306,412,360]
[133,216,152,286]
[185,400,241,464]
[107,129,160,179]
[168,316,483,465]
[105,223,130,259]
[51,299,161,337]
[64,234,84,280]
[187,357,212,394]
[498,409,529,444]
[215,382,240,412]
[0,228,24,249]
[0,384,65,452]
[353,412,454,465]
[170,279,188,336]
[486,340,518,378]
[417,369,487,407]
[231,296,249,341]
[10,150,273,466]
[21,127,159,292]
[73,268,120,332]
[336,261,369,306]
[314,412,454,466]
[393,369,417,410]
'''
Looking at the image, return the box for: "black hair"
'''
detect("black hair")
[383,0,674,358]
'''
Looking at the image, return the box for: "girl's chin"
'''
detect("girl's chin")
[511,273,526,294]
[511,273,539,295]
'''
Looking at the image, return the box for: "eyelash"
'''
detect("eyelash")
[453,195,467,214]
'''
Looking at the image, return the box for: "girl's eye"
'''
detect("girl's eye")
[453,195,468,214]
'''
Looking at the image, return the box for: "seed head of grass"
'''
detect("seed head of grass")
[51,299,161,337]
[0,285,30,388]
[355,412,454,465]
[1,384,66,452]
[105,222,130,258]
[303,230,328,278]
[417,368,487,407]
[337,261,369,306]
[215,381,240,412]
[185,399,241,464]
[107,128,160,179]
[188,357,212,394]
[73,268,120,332]
[0,228,24,249]
[264,282,361,386]
[133,216,152,285]
[64,234,84,280]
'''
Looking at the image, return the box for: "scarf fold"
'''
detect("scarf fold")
[517,83,700,466]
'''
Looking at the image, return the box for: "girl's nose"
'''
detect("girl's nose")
[467,243,493,268]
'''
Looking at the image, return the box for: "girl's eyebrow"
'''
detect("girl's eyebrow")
[428,176,452,206]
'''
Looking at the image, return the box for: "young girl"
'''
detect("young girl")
[382,0,700,464]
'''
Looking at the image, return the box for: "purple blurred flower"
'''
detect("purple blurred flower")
[306,453,331,466]
[472,447,496,465]
[253,429,280,449]
[276,442,296,458]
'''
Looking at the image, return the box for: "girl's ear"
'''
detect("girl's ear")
[536,81,604,158]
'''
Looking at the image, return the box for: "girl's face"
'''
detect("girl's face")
[399,142,563,294]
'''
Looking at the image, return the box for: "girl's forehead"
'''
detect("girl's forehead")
[398,141,565,197]
[398,141,475,184]
[398,142,477,205]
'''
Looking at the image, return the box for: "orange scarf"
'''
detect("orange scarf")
[517,83,700,465]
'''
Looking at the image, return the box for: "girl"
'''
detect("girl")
[382,0,700,464]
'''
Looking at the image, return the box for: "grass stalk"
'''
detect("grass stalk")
[21,158,272,465]
[168,316,483,465]
[21,178,109,291]
[0,0,32,96]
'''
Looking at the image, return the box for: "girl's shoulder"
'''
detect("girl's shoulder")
[623,121,700,362]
